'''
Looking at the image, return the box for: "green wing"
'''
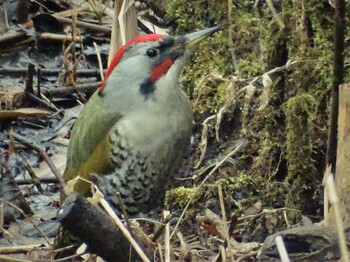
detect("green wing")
[63,92,121,196]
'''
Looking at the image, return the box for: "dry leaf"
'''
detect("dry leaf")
[257,83,271,111]
[262,74,272,89]
[63,176,93,198]
[257,74,273,111]
[242,84,256,114]
[87,185,105,206]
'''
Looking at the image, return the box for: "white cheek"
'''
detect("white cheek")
[101,56,152,113]
[109,56,151,85]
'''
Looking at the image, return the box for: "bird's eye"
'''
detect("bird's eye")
[146,48,158,58]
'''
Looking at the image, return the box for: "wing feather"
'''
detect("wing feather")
[63,92,121,196]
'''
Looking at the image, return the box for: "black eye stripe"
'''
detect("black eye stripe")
[158,37,174,51]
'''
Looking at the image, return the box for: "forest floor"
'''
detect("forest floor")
[0,1,346,262]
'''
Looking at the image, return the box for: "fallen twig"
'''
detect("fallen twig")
[40,32,83,42]
[21,158,43,193]
[26,92,59,112]
[5,201,52,247]
[42,82,100,98]
[15,176,58,185]
[116,192,135,239]
[0,31,33,46]
[53,16,111,34]
[24,63,35,94]
[0,67,102,77]
[152,213,172,242]
[0,244,51,254]
[11,131,65,189]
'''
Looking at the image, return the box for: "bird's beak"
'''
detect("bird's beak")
[184,25,220,49]
[171,26,220,57]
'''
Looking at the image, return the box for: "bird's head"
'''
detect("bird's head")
[98,26,220,112]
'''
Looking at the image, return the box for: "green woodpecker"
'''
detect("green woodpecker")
[63,26,220,215]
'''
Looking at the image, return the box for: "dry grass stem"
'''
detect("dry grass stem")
[219,245,226,262]
[176,231,190,261]
[1,1,9,32]
[39,93,60,112]
[87,0,106,21]
[218,184,234,260]
[282,210,290,228]
[238,207,300,222]
[99,199,150,262]
[324,169,349,262]
[218,184,227,227]
[275,235,290,262]
[163,210,171,262]
[0,199,3,230]
[157,242,164,262]
[193,73,223,109]
[266,0,285,28]
[93,42,104,81]
[227,0,240,76]
[115,193,142,245]
[194,115,215,169]
[53,251,88,262]
[118,0,133,45]
[235,250,260,262]
[108,0,126,66]
[54,6,89,18]
[247,60,311,86]
[210,253,220,262]
[0,255,33,262]
[215,77,236,142]
[52,244,76,255]
[322,165,331,226]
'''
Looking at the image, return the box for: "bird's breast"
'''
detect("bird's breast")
[116,105,191,158]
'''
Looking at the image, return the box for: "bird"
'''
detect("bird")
[62,26,220,216]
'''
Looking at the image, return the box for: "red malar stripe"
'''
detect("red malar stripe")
[149,58,174,82]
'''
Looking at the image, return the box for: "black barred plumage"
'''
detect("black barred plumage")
[95,125,168,215]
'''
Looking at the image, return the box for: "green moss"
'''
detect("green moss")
[166,0,347,219]
[284,93,318,209]
[165,186,199,209]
